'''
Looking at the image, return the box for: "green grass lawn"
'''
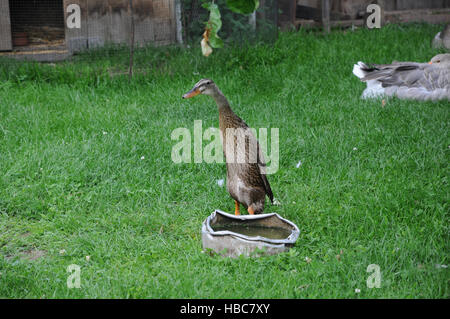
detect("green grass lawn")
[0,23,448,298]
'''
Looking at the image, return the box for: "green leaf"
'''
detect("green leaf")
[203,2,224,49]
[209,33,224,48]
[226,0,259,14]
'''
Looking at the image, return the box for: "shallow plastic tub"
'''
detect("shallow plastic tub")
[201,210,300,257]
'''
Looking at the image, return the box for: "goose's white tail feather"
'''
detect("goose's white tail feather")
[352,62,367,79]
[353,62,385,98]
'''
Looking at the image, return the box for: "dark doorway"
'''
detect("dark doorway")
[8,0,65,48]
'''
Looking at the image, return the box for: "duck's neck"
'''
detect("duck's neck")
[212,89,237,134]
[212,89,233,114]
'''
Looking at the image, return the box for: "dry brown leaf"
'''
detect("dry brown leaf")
[201,28,213,57]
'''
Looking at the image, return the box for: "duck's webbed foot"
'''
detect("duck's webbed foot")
[234,200,241,216]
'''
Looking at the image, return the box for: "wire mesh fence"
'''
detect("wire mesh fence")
[0,0,278,62]
[180,0,278,44]
[3,0,65,56]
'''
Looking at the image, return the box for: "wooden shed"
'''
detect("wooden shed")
[0,0,180,61]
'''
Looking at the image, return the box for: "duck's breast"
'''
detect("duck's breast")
[226,163,257,206]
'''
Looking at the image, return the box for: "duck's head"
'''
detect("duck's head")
[429,53,450,65]
[182,79,218,99]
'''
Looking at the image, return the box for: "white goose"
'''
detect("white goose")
[353,53,450,101]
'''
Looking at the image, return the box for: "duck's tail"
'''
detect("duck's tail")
[352,61,386,99]
[267,188,274,204]
[261,174,273,204]
[352,61,371,80]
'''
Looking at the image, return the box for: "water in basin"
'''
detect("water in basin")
[212,224,292,240]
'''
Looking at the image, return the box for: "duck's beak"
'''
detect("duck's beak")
[182,88,201,99]
[428,61,433,64]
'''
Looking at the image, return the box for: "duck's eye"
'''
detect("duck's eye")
[436,60,440,63]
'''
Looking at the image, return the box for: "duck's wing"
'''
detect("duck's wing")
[223,113,274,203]
[241,144,273,204]
[261,172,274,203]
[256,140,274,203]
[359,61,449,90]
[238,124,274,203]
[360,62,427,88]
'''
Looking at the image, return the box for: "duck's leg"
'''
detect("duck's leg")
[234,200,241,216]
[247,205,255,215]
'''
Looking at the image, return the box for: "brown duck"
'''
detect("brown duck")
[183,79,273,215]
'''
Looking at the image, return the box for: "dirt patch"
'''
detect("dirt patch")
[5,249,47,261]
[22,249,47,261]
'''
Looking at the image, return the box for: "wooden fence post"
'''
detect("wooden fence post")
[128,0,135,81]
[377,0,386,26]
[322,0,330,33]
